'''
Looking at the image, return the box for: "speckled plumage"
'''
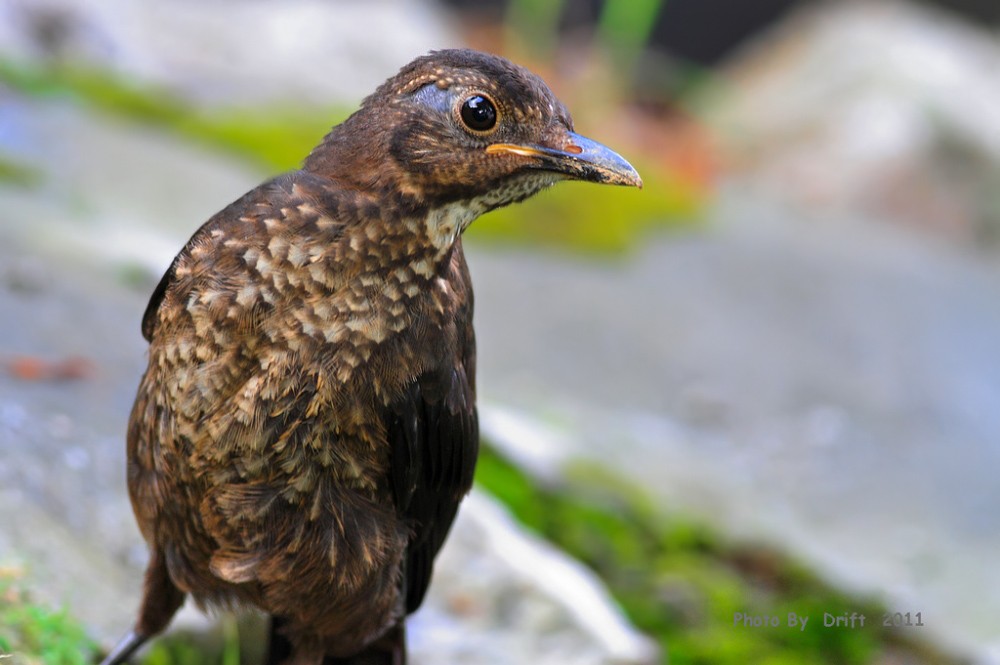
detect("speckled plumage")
[105,49,639,665]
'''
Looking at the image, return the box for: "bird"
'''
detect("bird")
[100,48,641,665]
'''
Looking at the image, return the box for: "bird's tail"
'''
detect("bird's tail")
[266,617,406,665]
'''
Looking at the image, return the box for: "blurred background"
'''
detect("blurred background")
[1,0,999,663]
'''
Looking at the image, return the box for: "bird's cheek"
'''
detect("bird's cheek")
[390,134,486,195]
[387,119,442,177]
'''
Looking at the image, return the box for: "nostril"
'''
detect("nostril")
[563,143,583,155]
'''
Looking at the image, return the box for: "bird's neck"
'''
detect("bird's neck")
[304,115,410,205]
[303,123,489,259]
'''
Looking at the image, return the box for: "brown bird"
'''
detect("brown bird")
[101,48,640,665]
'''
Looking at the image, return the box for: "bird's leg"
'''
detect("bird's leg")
[384,623,405,665]
[386,623,405,665]
[98,630,147,665]
[100,547,185,665]
[320,623,406,665]
[266,615,294,665]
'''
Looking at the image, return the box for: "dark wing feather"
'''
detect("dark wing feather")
[141,261,177,342]
[389,366,478,613]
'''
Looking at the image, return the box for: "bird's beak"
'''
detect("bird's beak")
[486,131,643,188]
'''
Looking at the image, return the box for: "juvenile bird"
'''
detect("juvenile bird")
[102,49,640,665]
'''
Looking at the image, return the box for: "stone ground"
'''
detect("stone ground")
[474,195,1000,663]
[2,0,1000,660]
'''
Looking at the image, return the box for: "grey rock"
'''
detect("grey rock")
[7,12,1000,655]
[473,195,1000,663]
[0,0,460,106]
[698,0,1000,246]
[413,491,659,665]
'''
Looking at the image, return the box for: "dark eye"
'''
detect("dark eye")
[460,95,497,132]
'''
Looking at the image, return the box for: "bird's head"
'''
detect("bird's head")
[304,49,641,239]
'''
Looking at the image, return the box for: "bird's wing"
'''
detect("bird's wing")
[141,171,346,342]
[130,172,378,584]
[389,368,478,613]
[387,248,479,613]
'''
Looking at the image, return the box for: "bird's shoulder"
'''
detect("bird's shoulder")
[141,170,364,343]
[135,168,476,466]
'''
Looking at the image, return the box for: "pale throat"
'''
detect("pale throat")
[421,199,487,255]
[420,171,560,254]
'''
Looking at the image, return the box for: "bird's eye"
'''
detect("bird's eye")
[459,95,497,132]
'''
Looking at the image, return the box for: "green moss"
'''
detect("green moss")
[129,614,248,665]
[474,446,953,664]
[138,631,227,665]
[0,153,43,188]
[142,638,214,665]
[0,566,97,665]
[0,58,343,174]
[169,107,343,173]
[0,58,702,254]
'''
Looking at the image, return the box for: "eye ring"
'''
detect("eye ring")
[459,94,498,133]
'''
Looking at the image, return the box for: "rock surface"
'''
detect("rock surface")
[3,1,1000,662]
[474,198,1000,662]
[412,492,658,665]
[699,0,1000,246]
[0,0,460,106]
